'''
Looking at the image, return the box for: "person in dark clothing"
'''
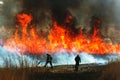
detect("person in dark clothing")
[44,54,53,68]
[75,55,81,71]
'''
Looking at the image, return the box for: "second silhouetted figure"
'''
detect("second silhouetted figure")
[75,55,81,71]
[44,54,53,68]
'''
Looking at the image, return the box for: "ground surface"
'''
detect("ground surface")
[0,64,104,80]
[29,64,104,80]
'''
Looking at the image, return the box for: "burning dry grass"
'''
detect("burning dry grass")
[4,13,120,55]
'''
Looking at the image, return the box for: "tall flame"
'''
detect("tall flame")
[4,13,120,54]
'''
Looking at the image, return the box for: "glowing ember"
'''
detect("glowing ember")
[4,13,120,54]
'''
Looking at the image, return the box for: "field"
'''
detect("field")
[0,64,104,80]
[0,62,120,80]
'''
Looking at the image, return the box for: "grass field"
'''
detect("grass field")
[0,64,104,80]
[98,62,120,80]
[0,61,120,80]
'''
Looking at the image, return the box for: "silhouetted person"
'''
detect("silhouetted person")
[75,55,81,71]
[44,54,53,68]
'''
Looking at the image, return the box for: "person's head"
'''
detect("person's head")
[47,54,51,57]
[77,54,79,57]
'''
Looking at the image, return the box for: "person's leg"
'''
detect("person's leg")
[76,66,78,71]
[75,64,77,71]
[44,61,48,67]
[76,63,79,71]
[75,62,79,71]
[50,62,53,68]
[50,61,53,68]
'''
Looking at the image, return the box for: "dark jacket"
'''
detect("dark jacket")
[47,54,52,62]
[75,55,81,63]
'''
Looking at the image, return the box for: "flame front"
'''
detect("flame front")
[4,13,120,54]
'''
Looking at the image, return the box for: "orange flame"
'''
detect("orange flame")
[4,13,120,54]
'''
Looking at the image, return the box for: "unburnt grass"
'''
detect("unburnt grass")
[98,61,120,80]
[0,64,104,80]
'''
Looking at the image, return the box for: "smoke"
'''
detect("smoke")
[43,52,120,66]
[21,0,80,34]
[0,0,22,40]
[69,0,114,23]
[68,0,120,43]
[22,0,79,23]
[0,46,106,67]
[0,1,119,27]
[52,52,109,65]
[0,0,22,26]
[0,44,120,67]
[114,0,120,23]
[22,0,51,25]
[0,45,40,67]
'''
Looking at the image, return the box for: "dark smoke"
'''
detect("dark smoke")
[22,0,80,34]
[0,0,118,27]
[48,0,79,24]
[22,0,51,25]
[0,0,22,39]
[49,0,80,34]
[21,0,119,37]
[0,0,120,43]
[22,0,80,24]
[1,0,22,26]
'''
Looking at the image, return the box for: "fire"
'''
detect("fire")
[4,13,120,54]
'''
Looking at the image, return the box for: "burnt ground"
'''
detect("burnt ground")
[28,64,104,80]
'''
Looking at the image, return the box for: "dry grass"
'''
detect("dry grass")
[0,57,103,80]
[98,62,120,80]
[1,55,120,80]
[0,56,40,80]
[0,67,47,80]
[0,68,28,80]
[0,65,103,80]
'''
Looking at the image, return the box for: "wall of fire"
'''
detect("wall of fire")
[0,0,120,44]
